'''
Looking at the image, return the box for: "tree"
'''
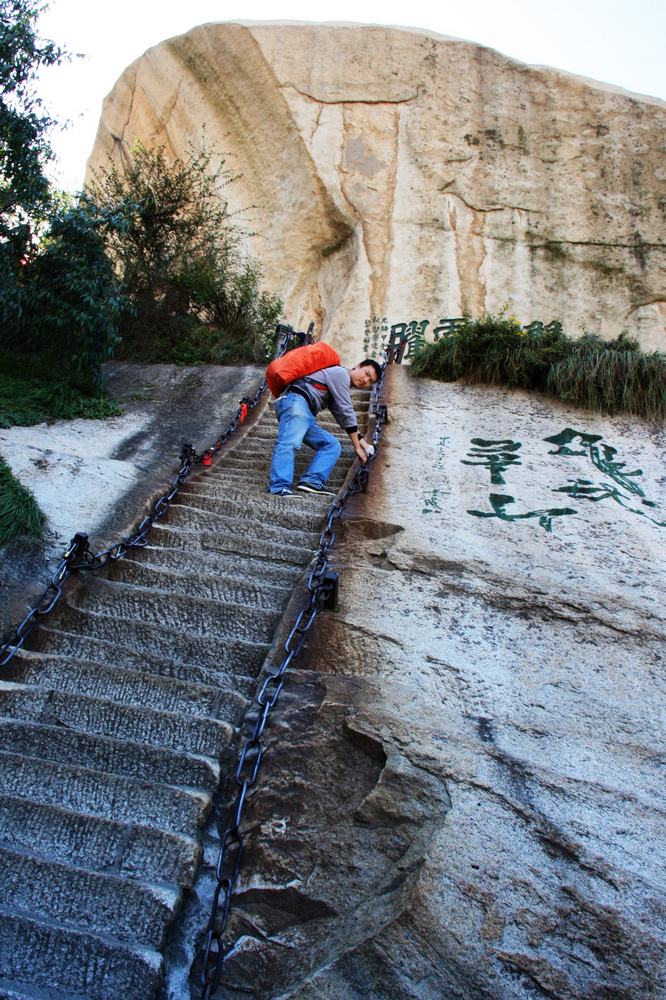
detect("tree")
[0,0,63,258]
[0,2,127,395]
[90,141,239,335]
[13,195,128,392]
[90,141,282,364]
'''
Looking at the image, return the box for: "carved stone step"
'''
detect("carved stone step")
[0,909,163,1000]
[0,684,233,759]
[0,795,199,885]
[162,503,320,547]
[207,468,349,491]
[64,578,281,645]
[5,651,247,720]
[0,719,220,791]
[0,847,177,948]
[175,488,329,531]
[129,544,301,589]
[0,751,209,835]
[217,455,355,477]
[31,607,269,677]
[147,522,314,565]
[25,628,257,697]
[105,558,289,610]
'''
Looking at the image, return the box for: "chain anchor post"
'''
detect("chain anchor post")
[68,532,89,568]
[322,573,339,611]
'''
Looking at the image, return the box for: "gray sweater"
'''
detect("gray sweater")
[288,366,358,433]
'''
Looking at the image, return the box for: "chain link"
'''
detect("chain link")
[0,323,392,1000]
[200,341,390,999]
[0,326,303,668]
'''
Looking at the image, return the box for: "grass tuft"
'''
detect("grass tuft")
[0,456,45,546]
[0,352,121,428]
[410,315,666,420]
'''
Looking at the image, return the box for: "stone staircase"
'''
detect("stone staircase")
[0,391,370,1000]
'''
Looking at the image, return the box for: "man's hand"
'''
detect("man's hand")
[350,430,368,463]
[355,441,368,464]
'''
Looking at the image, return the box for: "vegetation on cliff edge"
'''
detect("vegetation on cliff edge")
[0,3,282,429]
[88,142,283,367]
[410,314,666,420]
[0,454,44,545]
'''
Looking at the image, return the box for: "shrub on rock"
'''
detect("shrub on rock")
[89,141,282,365]
[411,314,666,419]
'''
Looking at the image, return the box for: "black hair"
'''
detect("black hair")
[359,359,382,381]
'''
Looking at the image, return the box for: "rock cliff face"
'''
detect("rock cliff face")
[87,21,666,359]
[185,365,666,999]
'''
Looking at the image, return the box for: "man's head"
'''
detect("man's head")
[349,359,381,389]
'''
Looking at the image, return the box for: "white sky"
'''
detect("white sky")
[36,0,666,192]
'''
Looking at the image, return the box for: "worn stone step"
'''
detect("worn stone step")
[204,469,350,491]
[0,847,177,949]
[162,503,320,548]
[216,439,357,458]
[65,578,281,645]
[217,454,355,476]
[106,558,289,611]
[0,982,63,1000]
[176,486,329,531]
[0,683,233,759]
[222,439,358,458]
[179,482,331,521]
[22,626,254,698]
[208,468,349,491]
[148,522,314,566]
[31,607,269,677]
[247,414,369,437]
[0,751,209,835]
[130,544,303,589]
[28,625,262,693]
[6,650,247,721]
[0,719,220,791]
[0,908,162,1000]
[0,796,199,885]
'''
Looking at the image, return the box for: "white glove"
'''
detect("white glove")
[362,442,375,457]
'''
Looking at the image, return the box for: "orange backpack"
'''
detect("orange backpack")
[266,342,341,398]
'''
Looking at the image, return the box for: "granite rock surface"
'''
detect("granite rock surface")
[185,365,666,999]
[87,21,666,359]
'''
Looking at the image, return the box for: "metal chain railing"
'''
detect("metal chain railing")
[0,323,304,669]
[200,342,390,1000]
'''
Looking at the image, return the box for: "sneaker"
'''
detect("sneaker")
[296,482,337,496]
[269,487,304,498]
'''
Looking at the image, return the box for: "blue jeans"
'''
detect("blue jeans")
[269,393,342,493]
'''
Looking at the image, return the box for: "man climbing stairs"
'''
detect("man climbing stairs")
[0,390,370,999]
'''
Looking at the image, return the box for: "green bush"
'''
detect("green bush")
[0,454,44,545]
[0,0,63,256]
[0,4,280,424]
[410,314,666,419]
[0,350,121,427]
[0,197,127,394]
[89,141,282,364]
